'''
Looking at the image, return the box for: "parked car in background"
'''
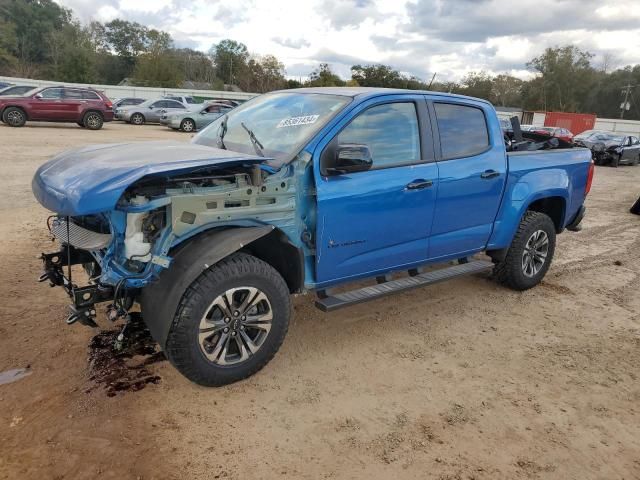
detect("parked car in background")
[572,130,613,146]
[531,126,574,142]
[0,85,37,96]
[116,98,187,125]
[164,95,197,106]
[165,102,234,132]
[575,132,640,167]
[0,86,113,129]
[112,97,146,110]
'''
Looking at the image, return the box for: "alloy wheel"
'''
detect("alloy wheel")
[198,287,273,365]
[522,230,549,277]
[86,113,101,129]
[6,110,24,126]
[182,119,194,132]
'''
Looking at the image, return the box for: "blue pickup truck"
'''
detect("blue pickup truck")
[33,87,594,386]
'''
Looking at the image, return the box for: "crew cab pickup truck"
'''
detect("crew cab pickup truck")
[0,86,113,129]
[33,88,594,386]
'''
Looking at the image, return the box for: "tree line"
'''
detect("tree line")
[1,0,639,119]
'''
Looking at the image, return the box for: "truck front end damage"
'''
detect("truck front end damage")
[34,141,303,331]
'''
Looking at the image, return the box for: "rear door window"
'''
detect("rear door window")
[81,90,101,100]
[434,103,489,159]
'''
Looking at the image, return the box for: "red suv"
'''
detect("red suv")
[0,86,113,130]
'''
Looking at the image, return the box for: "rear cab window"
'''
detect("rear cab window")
[434,102,489,159]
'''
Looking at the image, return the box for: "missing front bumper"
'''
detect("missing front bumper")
[39,248,114,327]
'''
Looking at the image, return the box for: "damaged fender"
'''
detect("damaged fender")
[140,225,274,348]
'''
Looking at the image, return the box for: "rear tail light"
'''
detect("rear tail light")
[105,101,112,109]
[585,159,595,195]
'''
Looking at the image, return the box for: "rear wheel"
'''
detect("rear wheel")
[4,107,26,127]
[82,111,103,130]
[631,154,639,167]
[492,211,556,291]
[180,118,195,132]
[130,113,145,125]
[165,253,291,387]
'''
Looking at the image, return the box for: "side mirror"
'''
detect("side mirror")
[34,93,43,99]
[325,144,373,176]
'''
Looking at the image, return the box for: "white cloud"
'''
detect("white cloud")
[55,0,640,81]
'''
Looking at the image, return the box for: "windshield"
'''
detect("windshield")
[609,136,624,143]
[193,92,351,166]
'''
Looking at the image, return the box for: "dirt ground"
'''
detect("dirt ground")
[1,121,639,480]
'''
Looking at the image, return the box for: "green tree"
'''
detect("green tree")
[457,71,493,100]
[47,22,96,83]
[491,74,524,107]
[210,39,249,85]
[351,64,403,87]
[526,46,596,111]
[0,0,72,75]
[306,63,345,87]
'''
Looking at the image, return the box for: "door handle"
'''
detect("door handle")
[405,179,433,190]
[480,170,500,179]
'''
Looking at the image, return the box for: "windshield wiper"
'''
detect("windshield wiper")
[217,114,228,150]
[241,122,265,157]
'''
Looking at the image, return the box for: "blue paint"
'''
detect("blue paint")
[32,88,592,292]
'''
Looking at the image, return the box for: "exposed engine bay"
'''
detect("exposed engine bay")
[39,160,300,328]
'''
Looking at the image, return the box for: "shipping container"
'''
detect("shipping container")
[544,112,596,135]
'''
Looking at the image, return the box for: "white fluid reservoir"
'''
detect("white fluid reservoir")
[124,198,152,261]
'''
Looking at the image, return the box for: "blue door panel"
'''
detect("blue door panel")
[316,162,438,283]
[428,153,506,258]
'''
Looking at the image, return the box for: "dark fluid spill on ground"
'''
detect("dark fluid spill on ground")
[87,313,165,397]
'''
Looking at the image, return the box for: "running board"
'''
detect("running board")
[314,260,494,312]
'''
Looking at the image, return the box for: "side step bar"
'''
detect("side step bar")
[314,260,494,312]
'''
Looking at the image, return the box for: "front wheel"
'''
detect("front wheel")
[130,113,145,125]
[165,253,291,386]
[492,211,556,291]
[3,107,26,127]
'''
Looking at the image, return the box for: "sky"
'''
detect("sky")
[55,0,640,82]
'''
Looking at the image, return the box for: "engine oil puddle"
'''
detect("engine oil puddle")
[87,313,165,397]
[0,367,32,386]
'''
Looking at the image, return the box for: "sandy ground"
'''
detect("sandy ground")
[0,121,639,480]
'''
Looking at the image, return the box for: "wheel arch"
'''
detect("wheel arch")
[526,195,566,233]
[1,104,28,120]
[141,225,303,348]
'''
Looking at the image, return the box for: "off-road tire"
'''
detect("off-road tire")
[3,107,26,127]
[83,111,103,130]
[492,211,556,291]
[165,253,291,387]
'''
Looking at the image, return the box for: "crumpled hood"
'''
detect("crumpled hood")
[32,140,266,215]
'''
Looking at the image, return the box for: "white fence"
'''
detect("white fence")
[0,76,258,102]
[594,117,640,136]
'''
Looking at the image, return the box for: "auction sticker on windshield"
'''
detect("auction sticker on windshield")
[277,115,319,128]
